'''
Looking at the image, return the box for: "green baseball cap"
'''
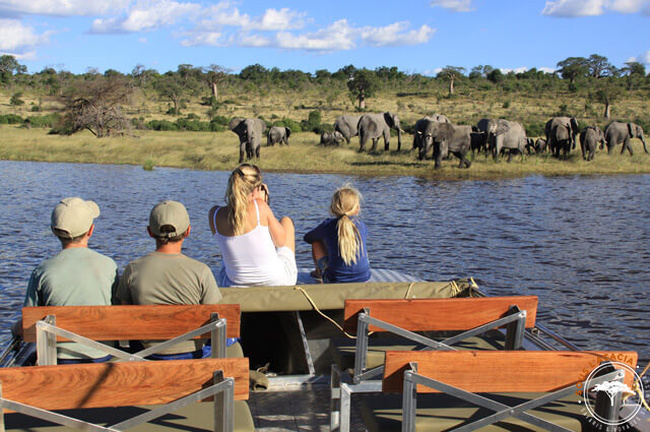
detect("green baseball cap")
[149,200,190,238]
[51,197,100,239]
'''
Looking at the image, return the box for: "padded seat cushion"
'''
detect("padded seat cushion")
[4,401,255,432]
[361,392,586,432]
[330,331,506,371]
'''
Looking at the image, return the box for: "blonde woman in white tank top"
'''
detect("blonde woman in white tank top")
[208,164,297,287]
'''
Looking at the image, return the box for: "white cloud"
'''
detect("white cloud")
[361,22,435,47]
[245,8,307,31]
[90,0,200,33]
[275,20,356,51]
[539,66,557,73]
[430,0,475,12]
[635,51,650,64]
[0,19,52,51]
[0,0,130,17]
[237,33,271,47]
[542,0,650,16]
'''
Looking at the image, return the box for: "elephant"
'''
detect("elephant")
[267,126,290,147]
[422,121,472,169]
[413,114,450,151]
[319,131,345,146]
[358,112,403,152]
[229,118,267,163]
[493,120,527,162]
[533,138,547,154]
[476,118,498,155]
[545,117,579,157]
[604,122,648,155]
[580,126,605,161]
[333,115,361,144]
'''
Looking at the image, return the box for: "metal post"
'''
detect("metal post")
[211,313,226,359]
[402,363,418,432]
[593,366,624,432]
[36,316,57,366]
[0,382,5,432]
[353,309,370,383]
[340,384,352,432]
[330,364,341,432]
[213,370,234,432]
[505,307,526,350]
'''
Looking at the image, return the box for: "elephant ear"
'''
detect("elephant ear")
[570,117,579,132]
[436,123,452,141]
[229,117,244,131]
[258,119,267,133]
[383,112,396,128]
[497,120,511,135]
[285,127,291,138]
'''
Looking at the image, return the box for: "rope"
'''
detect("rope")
[633,362,650,412]
[294,285,357,339]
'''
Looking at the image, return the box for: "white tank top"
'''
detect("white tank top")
[213,201,283,286]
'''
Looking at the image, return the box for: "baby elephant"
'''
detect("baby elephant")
[319,131,344,146]
[580,126,604,161]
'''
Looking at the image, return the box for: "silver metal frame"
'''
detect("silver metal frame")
[35,312,228,365]
[330,305,528,432]
[401,360,623,432]
[0,369,236,432]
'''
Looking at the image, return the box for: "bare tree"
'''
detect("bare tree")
[59,76,132,137]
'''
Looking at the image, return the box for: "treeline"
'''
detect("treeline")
[0,53,648,138]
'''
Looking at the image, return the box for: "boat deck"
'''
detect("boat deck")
[249,383,363,432]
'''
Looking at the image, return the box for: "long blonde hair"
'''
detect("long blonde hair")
[225,164,263,235]
[330,186,363,266]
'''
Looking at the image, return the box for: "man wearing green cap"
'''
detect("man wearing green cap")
[23,197,119,363]
[116,200,223,359]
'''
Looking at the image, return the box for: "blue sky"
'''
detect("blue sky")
[1,0,649,75]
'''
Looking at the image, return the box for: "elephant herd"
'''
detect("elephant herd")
[229,114,648,168]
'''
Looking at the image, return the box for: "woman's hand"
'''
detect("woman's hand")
[254,183,270,204]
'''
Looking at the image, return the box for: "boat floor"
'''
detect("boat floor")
[249,383,364,432]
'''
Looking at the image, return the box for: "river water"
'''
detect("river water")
[0,161,648,365]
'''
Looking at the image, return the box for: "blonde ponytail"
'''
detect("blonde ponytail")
[330,186,363,266]
[225,164,262,235]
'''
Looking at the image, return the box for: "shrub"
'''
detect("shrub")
[147,120,179,131]
[0,114,24,124]
[26,114,60,128]
[524,121,545,137]
[10,92,25,106]
[212,115,230,126]
[278,118,302,133]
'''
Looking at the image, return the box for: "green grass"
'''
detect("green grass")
[1,124,649,178]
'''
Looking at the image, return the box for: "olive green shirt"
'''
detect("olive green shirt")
[116,252,221,354]
[24,247,119,360]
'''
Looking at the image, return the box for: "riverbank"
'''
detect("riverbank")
[1,125,649,178]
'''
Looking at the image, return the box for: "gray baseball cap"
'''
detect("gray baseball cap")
[51,197,100,239]
[149,200,190,238]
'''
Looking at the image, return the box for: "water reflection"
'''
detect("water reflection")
[0,161,648,364]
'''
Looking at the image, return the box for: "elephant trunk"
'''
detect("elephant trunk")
[641,135,648,154]
[397,129,402,151]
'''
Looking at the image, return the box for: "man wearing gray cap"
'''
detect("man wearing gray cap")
[23,197,119,363]
[116,200,223,360]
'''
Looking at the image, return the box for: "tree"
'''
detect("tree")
[621,61,645,90]
[155,73,186,115]
[204,64,231,101]
[486,68,504,84]
[58,76,132,137]
[0,55,27,84]
[347,68,379,110]
[586,54,615,79]
[556,57,588,84]
[592,77,623,119]
[437,66,465,95]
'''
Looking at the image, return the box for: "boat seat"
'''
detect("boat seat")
[21,304,241,365]
[0,358,254,432]
[366,350,638,432]
[329,331,506,372]
[330,296,538,432]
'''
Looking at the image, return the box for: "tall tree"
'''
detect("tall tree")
[586,54,615,78]
[0,55,27,84]
[438,66,465,95]
[204,64,230,101]
[556,57,588,84]
[592,77,622,119]
[347,68,379,110]
[155,73,185,115]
